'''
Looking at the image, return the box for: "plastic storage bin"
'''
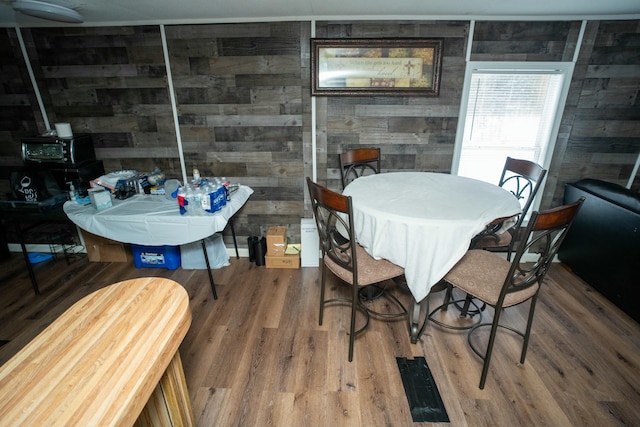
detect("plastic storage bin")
[131,244,181,270]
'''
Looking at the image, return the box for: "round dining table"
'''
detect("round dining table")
[342,172,522,341]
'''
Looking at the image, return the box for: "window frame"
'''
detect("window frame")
[452,61,574,212]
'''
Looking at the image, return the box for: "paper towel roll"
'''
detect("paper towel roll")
[55,123,73,138]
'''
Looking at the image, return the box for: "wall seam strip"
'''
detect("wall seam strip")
[311,19,317,182]
[160,24,189,185]
[15,26,50,132]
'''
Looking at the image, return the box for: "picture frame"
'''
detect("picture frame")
[311,38,443,97]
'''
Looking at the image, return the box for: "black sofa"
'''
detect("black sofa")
[558,178,640,323]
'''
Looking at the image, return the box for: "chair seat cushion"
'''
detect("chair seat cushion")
[444,249,539,307]
[324,244,404,287]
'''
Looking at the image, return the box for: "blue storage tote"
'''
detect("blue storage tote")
[131,244,181,270]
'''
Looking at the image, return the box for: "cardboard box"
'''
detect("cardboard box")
[80,230,129,262]
[266,226,287,256]
[265,253,300,269]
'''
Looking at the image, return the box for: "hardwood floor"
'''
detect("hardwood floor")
[1,253,639,426]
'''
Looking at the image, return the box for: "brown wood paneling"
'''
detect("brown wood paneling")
[314,21,468,191]
[0,29,41,169]
[166,22,308,246]
[0,19,638,246]
[471,21,582,62]
[25,25,177,168]
[548,20,640,206]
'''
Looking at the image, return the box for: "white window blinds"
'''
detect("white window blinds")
[458,70,564,185]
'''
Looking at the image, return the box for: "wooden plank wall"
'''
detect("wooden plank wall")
[0,19,638,246]
[470,21,581,62]
[314,21,469,191]
[550,20,640,205]
[162,22,310,240]
[0,30,42,190]
[27,26,179,174]
[314,20,640,206]
[0,23,310,246]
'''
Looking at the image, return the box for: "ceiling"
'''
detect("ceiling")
[1,0,639,27]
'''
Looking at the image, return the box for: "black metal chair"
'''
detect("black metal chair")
[339,148,381,189]
[472,157,547,259]
[306,177,407,361]
[428,197,584,389]
[451,157,548,317]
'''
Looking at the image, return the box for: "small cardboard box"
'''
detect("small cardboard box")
[266,226,287,256]
[265,252,300,269]
[80,230,129,263]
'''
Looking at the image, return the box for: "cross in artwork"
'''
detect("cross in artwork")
[404,60,417,76]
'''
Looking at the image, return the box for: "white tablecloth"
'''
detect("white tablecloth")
[63,185,253,246]
[342,172,521,303]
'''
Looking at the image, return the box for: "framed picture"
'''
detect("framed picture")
[311,38,443,96]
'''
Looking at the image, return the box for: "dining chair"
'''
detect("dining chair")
[306,177,407,361]
[429,197,584,389]
[471,157,548,258]
[452,157,548,317]
[339,148,381,189]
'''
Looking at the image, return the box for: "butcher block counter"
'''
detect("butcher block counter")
[0,277,194,426]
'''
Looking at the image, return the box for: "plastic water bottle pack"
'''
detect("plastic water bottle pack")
[177,177,230,215]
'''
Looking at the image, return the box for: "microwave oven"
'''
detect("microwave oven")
[21,134,96,166]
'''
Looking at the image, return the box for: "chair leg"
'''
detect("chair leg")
[520,295,539,364]
[443,284,485,318]
[451,290,486,317]
[459,294,474,317]
[348,279,358,362]
[319,264,327,326]
[442,283,453,311]
[478,308,504,389]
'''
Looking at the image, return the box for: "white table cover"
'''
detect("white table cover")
[342,172,522,303]
[63,185,253,246]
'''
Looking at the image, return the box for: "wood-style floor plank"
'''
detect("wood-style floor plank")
[1,254,639,426]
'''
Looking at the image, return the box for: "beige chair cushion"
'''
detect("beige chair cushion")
[444,249,539,307]
[324,244,404,287]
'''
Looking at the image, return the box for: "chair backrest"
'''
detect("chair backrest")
[306,177,357,278]
[498,157,547,227]
[499,197,585,303]
[339,148,381,189]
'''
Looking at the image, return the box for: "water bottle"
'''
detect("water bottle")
[200,183,212,212]
[184,187,196,215]
[211,183,222,212]
[177,186,187,215]
[193,186,204,215]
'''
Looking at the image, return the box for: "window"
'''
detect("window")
[453,62,573,191]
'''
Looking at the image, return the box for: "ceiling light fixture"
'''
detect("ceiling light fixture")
[12,0,83,23]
